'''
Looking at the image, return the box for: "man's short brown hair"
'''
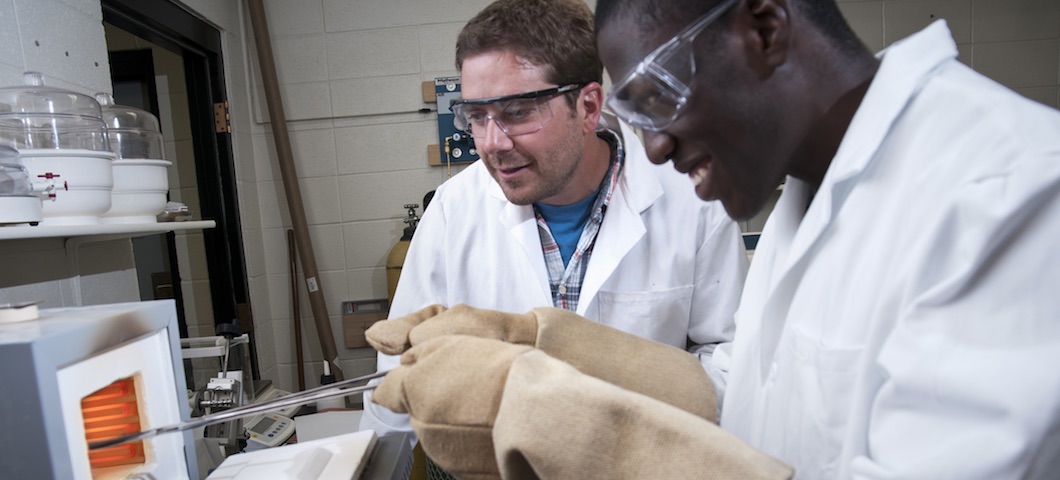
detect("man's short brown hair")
[456,0,603,87]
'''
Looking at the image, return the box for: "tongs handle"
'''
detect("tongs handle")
[88,369,389,450]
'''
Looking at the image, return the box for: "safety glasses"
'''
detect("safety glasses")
[605,0,738,131]
[450,83,586,139]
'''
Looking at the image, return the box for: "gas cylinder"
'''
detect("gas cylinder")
[385,203,420,305]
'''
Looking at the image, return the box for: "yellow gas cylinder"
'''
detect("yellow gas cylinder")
[385,200,432,480]
[386,203,419,305]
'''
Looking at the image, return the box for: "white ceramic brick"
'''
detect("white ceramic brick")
[238,180,263,231]
[972,0,1060,43]
[323,0,418,32]
[253,314,279,371]
[290,128,339,177]
[0,280,65,308]
[269,316,296,369]
[308,223,347,272]
[317,270,347,319]
[257,180,290,229]
[15,0,110,90]
[343,219,405,269]
[973,40,1060,89]
[233,131,258,184]
[338,169,444,222]
[299,175,343,224]
[334,120,437,175]
[252,134,277,183]
[223,35,254,133]
[330,74,424,118]
[0,65,23,86]
[243,229,267,278]
[838,1,885,52]
[252,81,333,122]
[56,0,101,17]
[258,128,340,182]
[884,0,971,45]
[267,275,292,326]
[418,23,464,73]
[270,364,295,393]
[323,0,493,32]
[417,1,496,26]
[79,268,139,305]
[273,34,329,84]
[265,0,325,36]
[0,0,23,69]
[345,266,388,304]
[326,28,420,80]
[266,271,294,320]
[261,227,290,275]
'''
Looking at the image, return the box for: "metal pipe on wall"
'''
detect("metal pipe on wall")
[247,0,343,381]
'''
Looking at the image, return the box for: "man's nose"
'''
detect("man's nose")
[642,131,677,165]
[476,117,514,155]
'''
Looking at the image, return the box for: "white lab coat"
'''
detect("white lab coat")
[361,121,748,437]
[721,21,1060,478]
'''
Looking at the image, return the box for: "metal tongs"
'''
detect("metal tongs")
[88,369,389,450]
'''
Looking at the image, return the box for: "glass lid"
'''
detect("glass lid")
[96,93,165,160]
[96,93,161,133]
[0,72,108,152]
[0,72,103,117]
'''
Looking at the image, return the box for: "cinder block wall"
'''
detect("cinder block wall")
[1,0,1056,396]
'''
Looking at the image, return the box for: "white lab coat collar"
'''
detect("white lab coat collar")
[488,121,661,315]
[579,122,658,314]
[754,20,959,376]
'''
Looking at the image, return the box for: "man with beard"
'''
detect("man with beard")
[363,0,1060,478]
[359,0,749,471]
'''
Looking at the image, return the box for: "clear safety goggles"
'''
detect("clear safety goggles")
[605,0,738,132]
[450,83,586,139]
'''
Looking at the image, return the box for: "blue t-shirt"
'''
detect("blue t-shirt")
[534,190,600,267]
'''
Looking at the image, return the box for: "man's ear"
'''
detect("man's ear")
[579,82,605,134]
[741,0,792,77]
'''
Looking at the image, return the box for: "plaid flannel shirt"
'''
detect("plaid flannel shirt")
[534,128,624,312]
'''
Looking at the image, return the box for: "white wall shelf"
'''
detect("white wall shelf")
[0,220,215,241]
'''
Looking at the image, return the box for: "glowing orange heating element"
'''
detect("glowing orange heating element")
[82,377,146,472]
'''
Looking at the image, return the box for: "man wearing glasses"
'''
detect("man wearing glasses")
[359,0,749,467]
[364,0,1060,478]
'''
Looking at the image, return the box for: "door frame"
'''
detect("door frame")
[101,0,258,379]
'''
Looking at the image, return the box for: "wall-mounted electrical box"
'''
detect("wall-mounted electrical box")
[430,76,479,166]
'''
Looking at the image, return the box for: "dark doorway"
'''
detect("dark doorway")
[101,0,259,382]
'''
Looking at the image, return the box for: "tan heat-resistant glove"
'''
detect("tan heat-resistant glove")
[372,334,533,480]
[494,351,794,480]
[372,333,793,480]
[367,304,718,422]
